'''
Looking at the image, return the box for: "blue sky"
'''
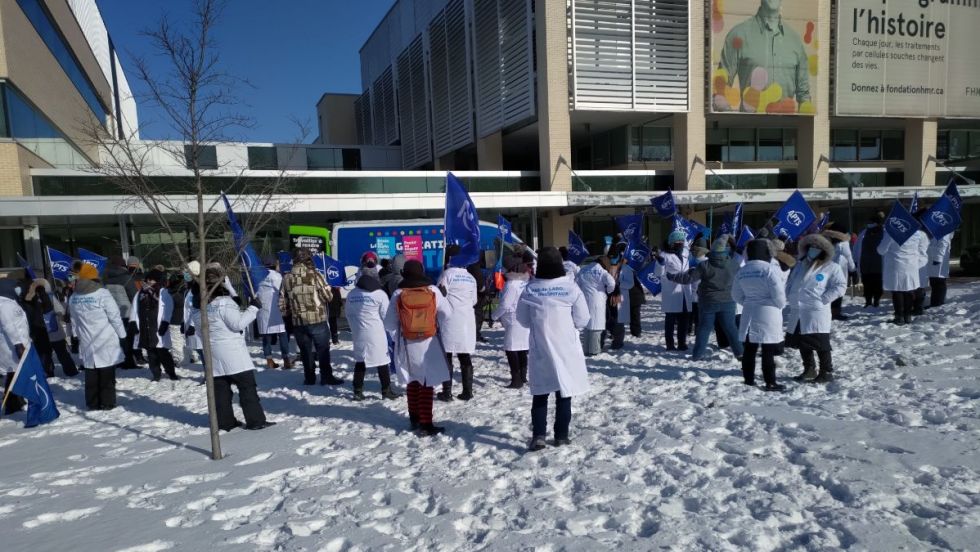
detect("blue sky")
[97,0,394,143]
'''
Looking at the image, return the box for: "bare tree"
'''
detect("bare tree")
[82,0,303,460]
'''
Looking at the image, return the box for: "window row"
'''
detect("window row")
[707,128,797,162]
[830,130,904,162]
[181,146,366,171]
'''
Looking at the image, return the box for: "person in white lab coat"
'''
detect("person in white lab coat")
[491,255,530,388]
[785,234,848,384]
[384,260,453,436]
[822,229,855,321]
[68,264,127,410]
[182,262,204,365]
[0,279,30,414]
[256,256,290,370]
[345,270,399,401]
[927,231,954,308]
[130,269,178,381]
[656,231,695,350]
[517,247,591,452]
[877,225,929,325]
[559,247,580,280]
[731,240,787,391]
[612,260,636,350]
[576,254,616,356]
[436,244,478,402]
[204,265,274,432]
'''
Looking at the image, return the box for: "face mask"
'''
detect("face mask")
[183,272,193,283]
[807,247,821,260]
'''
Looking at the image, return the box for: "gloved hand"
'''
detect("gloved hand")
[128,321,139,335]
[249,297,262,310]
[158,322,170,336]
[932,261,940,266]
[185,325,195,337]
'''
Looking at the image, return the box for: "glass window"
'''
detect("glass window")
[184,145,218,169]
[969,131,980,159]
[948,130,969,160]
[610,127,628,166]
[629,127,641,161]
[882,130,904,160]
[937,131,949,160]
[728,129,755,161]
[5,86,60,139]
[591,132,610,169]
[757,129,783,161]
[859,130,881,161]
[706,129,726,162]
[306,148,341,170]
[247,147,278,170]
[782,129,797,160]
[832,130,858,161]
[16,0,107,122]
[638,127,671,162]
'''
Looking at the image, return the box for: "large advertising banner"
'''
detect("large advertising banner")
[710,0,819,115]
[836,0,980,118]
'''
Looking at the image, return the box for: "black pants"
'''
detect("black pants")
[84,367,117,410]
[630,302,643,337]
[353,362,393,392]
[862,273,883,307]
[3,372,25,414]
[505,350,528,385]
[929,277,947,307]
[214,370,266,430]
[532,392,571,440]
[610,323,627,349]
[146,347,177,380]
[742,341,779,386]
[442,353,473,396]
[831,297,844,319]
[913,288,927,315]
[892,290,914,320]
[31,328,55,377]
[329,317,340,343]
[123,323,139,367]
[475,307,486,340]
[51,339,78,377]
[665,305,690,349]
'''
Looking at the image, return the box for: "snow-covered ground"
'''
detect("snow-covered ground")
[2,283,979,551]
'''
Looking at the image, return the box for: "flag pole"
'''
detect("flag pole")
[0,343,32,415]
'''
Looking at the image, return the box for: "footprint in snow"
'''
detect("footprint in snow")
[234,452,274,466]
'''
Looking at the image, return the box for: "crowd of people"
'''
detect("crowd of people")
[0,208,956,451]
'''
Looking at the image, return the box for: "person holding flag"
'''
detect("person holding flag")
[68,263,126,410]
[854,213,886,308]
[281,248,343,386]
[822,226,856,321]
[256,256,291,370]
[559,247,580,280]
[130,268,179,382]
[656,231,695,351]
[877,203,930,326]
[0,279,30,415]
[925,206,957,308]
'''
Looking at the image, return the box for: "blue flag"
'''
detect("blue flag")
[650,190,677,218]
[673,215,710,242]
[497,215,514,244]
[732,203,743,236]
[277,251,293,275]
[772,190,816,242]
[922,195,961,239]
[736,226,755,249]
[909,191,919,214]
[314,253,347,286]
[637,262,661,296]
[445,173,481,268]
[221,193,269,292]
[719,215,733,236]
[615,214,644,243]
[46,247,73,281]
[16,253,37,280]
[567,230,589,264]
[78,248,107,274]
[816,212,830,232]
[625,240,652,271]
[6,345,60,427]
[944,181,962,212]
[884,200,919,246]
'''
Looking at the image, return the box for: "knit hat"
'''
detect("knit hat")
[205,263,225,286]
[398,259,432,288]
[535,247,566,280]
[77,263,99,280]
[668,230,687,244]
[145,269,165,283]
[746,239,772,262]
[187,260,201,277]
[711,235,731,253]
[109,255,126,268]
[360,251,379,267]
[127,256,141,268]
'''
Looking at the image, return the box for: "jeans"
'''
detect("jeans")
[531,392,572,440]
[293,321,332,384]
[261,332,290,359]
[692,302,743,360]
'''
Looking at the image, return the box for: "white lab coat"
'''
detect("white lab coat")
[616,264,635,325]
[68,288,126,369]
[576,262,615,331]
[927,233,953,279]
[784,260,848,335]
[833,241,856,276]
[436,267,477,354]
[657,249,695,313]
[491,275,529,351]
[877,231,930,292]
[344,286,390,367]
[516,277,591,397]
[206,297,259,377]
[183,293,203,351]
[130,288,174,349]
[384,286,452,386]
[0,296,30,374]
[256,271,286,335]
[731,260,787,344]
[562,261,580,280]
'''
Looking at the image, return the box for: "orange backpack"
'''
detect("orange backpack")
[397,287,437,339]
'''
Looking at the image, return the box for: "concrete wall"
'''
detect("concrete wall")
[0,142,51,195]
[317,94,359,146]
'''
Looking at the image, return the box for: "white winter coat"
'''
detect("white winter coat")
[0,297,30,375]
[491,275,530,351]
[833,241,856,276]
[206,296,259,377]
[436,267,477,354]
[344,286,390,367]
[130,288,174,349]
[616,264,635,325]
[517,277,591,397]
[576,262,615,331]
[385,286,452,386]
[877,231,930,292]
[68,287,126,369]
[927,233,953,280]
[256,271,286,335]
[731,260,787,344]
[562,261,580,281]
[657,248,695,313]
[183,293,202,351]
[784,260,848,335]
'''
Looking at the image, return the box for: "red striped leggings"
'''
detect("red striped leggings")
[406,381,434,424]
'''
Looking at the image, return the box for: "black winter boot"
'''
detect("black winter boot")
[457,357,474,401]
[504,352,521,388]
[409,413,420,431]
[320,363,344,385]
[437,355,454,401]
[519,351,528,385]
[377,366,400,399]
[351,363,366,400]
[417,423,445,436]
[794,350,818,382]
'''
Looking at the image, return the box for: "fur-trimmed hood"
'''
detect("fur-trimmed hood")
[798,233,835,263]
[775,251,797,269]
[822,229,849,243]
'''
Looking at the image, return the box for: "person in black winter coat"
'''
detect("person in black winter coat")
[328,285,343,345]
[104,256,139,368]
[468,260,488,343]
[858,213,886,308]
[15,271,58,377]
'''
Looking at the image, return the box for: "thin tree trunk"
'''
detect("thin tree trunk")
[198,187,222,460]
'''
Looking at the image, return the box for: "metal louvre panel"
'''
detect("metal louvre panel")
[354,91,372,145]
[397,38,432,168]
[380,68,398,146]
[429,10,453,156]
[472,0,503,137]
[472,0,535,137]
[371,75,386,145]
[428,0,475,159]
[572,0,689,112]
